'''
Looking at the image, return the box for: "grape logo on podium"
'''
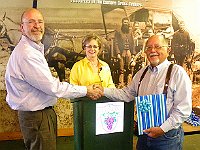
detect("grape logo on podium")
[103,111,118,130]
[96,102,124,135]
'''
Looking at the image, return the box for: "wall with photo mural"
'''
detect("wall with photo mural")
[0,0,200,139]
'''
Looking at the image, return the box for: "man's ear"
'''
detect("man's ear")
[20,24,23,32]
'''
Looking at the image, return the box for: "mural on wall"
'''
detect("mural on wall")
[0,0,200,133]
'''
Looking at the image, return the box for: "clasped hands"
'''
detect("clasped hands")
[86,84,104,100]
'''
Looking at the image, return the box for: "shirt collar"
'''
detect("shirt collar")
[83,57,104,67]
[148,59,170,73]
[21,35,44,54]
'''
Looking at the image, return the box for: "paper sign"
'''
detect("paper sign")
[96,102,124,135]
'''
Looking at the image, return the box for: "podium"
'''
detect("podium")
[72,96,134,150]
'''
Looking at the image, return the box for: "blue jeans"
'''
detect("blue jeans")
[136,126,184,150]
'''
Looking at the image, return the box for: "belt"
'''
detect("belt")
[44,106,53,109]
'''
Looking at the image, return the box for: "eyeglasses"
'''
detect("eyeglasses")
[145,45,168,51]
[85,45,99,49]
[22,19,44,25]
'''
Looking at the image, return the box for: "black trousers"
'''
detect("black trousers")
[18,107,57,150]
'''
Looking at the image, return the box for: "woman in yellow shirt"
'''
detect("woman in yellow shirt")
[70,34,115,88]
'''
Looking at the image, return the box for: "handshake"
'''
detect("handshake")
[86,84,104,100]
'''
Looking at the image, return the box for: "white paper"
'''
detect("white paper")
[96,102,124,135]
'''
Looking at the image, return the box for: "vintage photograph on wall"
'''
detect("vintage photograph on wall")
[0,0,200,139]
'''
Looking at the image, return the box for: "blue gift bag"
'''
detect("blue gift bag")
[135,94,168,135]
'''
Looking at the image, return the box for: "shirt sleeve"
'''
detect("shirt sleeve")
[160,66,192,132]
[104,80,136,102]
[21,50,87,99]
[105,66,115,88]
[70,62,79,85]
[107,75,115,88]
[104,68,142,102]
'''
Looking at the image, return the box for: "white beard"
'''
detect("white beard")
[150,59,160,66]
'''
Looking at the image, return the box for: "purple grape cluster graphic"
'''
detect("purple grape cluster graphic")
[103,112,118,130]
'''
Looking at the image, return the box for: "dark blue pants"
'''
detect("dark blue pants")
[18,107,57,150]
[136,126,184,150]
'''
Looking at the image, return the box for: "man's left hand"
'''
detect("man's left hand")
[143,127,165,138]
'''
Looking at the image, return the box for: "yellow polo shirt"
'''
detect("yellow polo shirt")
[70,57,115,88]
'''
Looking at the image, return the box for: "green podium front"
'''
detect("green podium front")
[72,96,133,150]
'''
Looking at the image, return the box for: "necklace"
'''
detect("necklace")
[90,61,98,67]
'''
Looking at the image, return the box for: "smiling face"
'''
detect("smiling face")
[145,35,170,67]
[20,8,44,44]
[85,39,100,59]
